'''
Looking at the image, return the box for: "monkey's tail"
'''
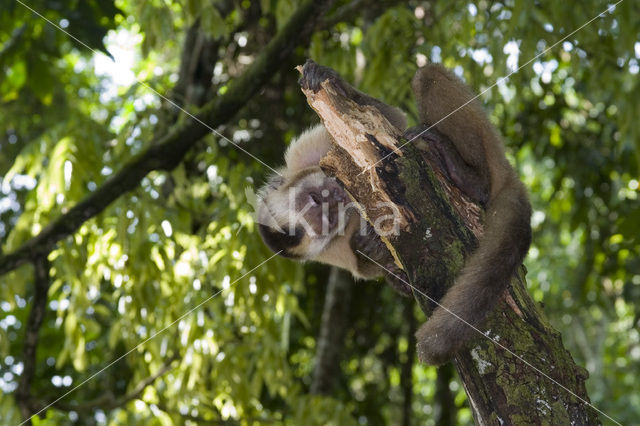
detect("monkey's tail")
[416,177,531,365]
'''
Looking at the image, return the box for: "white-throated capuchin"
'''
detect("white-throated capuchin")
[257,60,531,365]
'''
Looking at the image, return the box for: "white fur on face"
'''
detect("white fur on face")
[284,125,332,171]
[257,123,361,269]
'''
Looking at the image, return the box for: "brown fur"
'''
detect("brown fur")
[412,64,531,365]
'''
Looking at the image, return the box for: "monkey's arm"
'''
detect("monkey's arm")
[410,64,531,365]
[405,125,490,207]
[350,223,413,297]
[300,60,407,130]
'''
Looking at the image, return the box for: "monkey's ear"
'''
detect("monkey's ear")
[266,174,285,189]
[284,125,333,170]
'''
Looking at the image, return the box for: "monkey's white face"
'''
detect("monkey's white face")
[257,167,358,259]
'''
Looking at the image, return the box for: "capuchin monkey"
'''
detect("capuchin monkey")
[257,60,531,365]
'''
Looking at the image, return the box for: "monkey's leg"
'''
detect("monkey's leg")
[404,125,490,206]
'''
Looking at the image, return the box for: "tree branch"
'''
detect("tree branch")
[0,24,27,69]
[434,363,457,426]
[400,298,416,426]
[310,267,353,395]
[299,64,600,424]
[319,0,402,29]
[0,0,335,277]
[15,256,51,424]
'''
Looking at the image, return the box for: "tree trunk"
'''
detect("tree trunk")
[434,364,457,426]
[310,267,353,395]
[15,257,51,424]
[401,298,417,426]
[299,65,605,425]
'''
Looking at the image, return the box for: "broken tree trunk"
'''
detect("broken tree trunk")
[298,66,606,425]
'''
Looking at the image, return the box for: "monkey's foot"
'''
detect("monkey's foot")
[403,124,431,142]
[299,59,349,97]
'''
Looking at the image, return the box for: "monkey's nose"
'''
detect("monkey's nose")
[330,187,346,202]
[309,192,321,205]
[328,213,336,226]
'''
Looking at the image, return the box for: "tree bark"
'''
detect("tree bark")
[299,66,605,425]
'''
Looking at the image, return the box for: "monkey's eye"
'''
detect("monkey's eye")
[309,192,321,205]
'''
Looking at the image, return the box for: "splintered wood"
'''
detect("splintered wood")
[299,76,412,233]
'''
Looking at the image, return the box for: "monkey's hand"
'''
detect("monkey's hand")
[404,125,490,207]
[299,59,350,98]
[415,316,464,365]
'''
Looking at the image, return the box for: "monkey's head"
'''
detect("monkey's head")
[257,166,357,259]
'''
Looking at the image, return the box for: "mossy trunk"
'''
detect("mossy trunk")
[299,66,603,425]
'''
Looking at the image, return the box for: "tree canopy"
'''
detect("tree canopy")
[0,0,638,424]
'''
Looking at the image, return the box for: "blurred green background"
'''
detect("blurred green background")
[0,0,638,424]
